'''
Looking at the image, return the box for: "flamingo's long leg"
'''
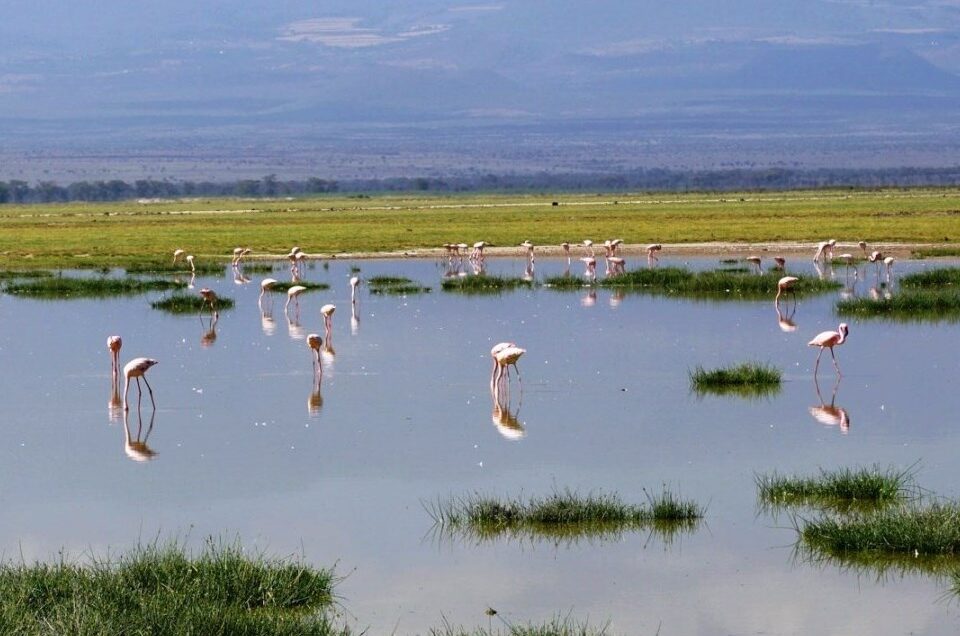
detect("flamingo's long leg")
[814,348,824,376]
[830,347,841,376]
[142,375,156,409]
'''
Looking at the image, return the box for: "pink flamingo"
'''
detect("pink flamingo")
[185,255,195,273]
[307,333,323,376]
[198,288,218,314]
[582,239,594,257]
[773,256,786,270]
[490,342,525,389]
[350,276,360,305]
[107,335,122,378]
[610,238,623,255]
[286,285,307,312]
[560,242,571,262]
[471,241,487,261]
[808,323,849,377]
[520,240,535,262]
[580,256,596,280]
[775,276,799,304]
[172,249,184,265]
[321,303,336,338]
[259,278,278,302]
[858,241,868,257]
[746,255,762,274]
[883,256,895,281]
[123,357,158,411]
[646,244,662,261]
[813,239,836,262]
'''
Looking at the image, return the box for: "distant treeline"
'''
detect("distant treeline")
[3,167,960,203]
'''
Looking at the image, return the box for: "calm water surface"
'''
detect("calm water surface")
[1,255,959,634]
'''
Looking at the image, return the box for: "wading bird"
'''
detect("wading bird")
[107,335,122,378]
[773,256,786,271]
[199,288,218,314]
[646,244,662,261]
[746,255,762,274]
[185,255,195,273]
[307,333,322,376]
[883,256,895,280]
[775,276,799,304]
[582,239,594,257]
[173,249,184,265]
[350,276,360,305]
[259,278,278,302]
[321,303,336,336]
[286,285,307,311]
[123,357,158,411]
[808,323,849,377]
[858,240,868,256]
[813,239,836,262]
[491,342,525,389]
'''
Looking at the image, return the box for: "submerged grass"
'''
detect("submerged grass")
[428,489,704,544]
[367,275,431,294]
[151,293,235,313]
[597,268,840,299]
[541,275,591,289]
[756,466,912,512]
[441,275,533,294]
[689,362,782,398]
[125,260,226,275]
[4,275,185,298]
[239,262,277,274]
[0,538,347,635]
[836,289,960,321]
[800,501,960,558]
[911,247,960,259]
[0,269,52,280]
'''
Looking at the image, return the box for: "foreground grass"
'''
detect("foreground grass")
[0,539,346,636]
[151,293,235,313]
[428,489,704,544]
[3,188,960,268]
[429,616,611,636]
[4,275,184,298]
[441,275,532,294]
[836,289,960,321]
[801,501,960,558]
[598,268,840,298]
[899,267,960,289]
[367,275,431,294]
[757,466,911,512]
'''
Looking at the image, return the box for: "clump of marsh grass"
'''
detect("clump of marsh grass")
[541,275,590,289]
[125,260,225,275]
[238,262,277,274]
[428,615,611,636]
[0,270,53,281]
[427,488,704,544]
[757,466,912,513]
[367,275,431,294]
[689,362,781,397]
[800,501,960,558]
[597,268,839,299]
[151,293,235,313]
[0,538,347,635]
[441,275,533,294]
[836,289,960,321]
[4,275,185,299]
[899,267,960,289]
[263,281,330,292]
[910,247,960,260]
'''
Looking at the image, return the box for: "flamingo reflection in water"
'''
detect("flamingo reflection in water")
[200,311,218,348]
[123,404,158,461]
[810,375,851,434]
[775,301,797,333]
[306,335,325,415]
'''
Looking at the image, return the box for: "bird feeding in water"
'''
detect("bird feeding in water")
[123,357,158,411]
[775,276,799,305]
[490,342,525,391]
[172,249,184,265]
[808,323,849,377]
[107,335,122,378]
[307,333,323,376]
[320,303,336,338]
[285,285,307,311]
[198,288,218,314]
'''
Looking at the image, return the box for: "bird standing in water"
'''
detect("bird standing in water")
[123,357,158,411]
[808,323,849,377]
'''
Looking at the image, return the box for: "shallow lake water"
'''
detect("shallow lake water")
[2,254,960,634]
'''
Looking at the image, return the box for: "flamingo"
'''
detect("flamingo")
[772,256,786,270]
[492,343,525,389]
[350,276,360,305]
[172,249,184,265]
[646,244,662,260]
[185,255,195,273]
[813,239,837,262]
[606,256,626,276]
[123,357,158,411]
[610,238,623,255]
[471,241,487,261]
[321,303,336,336]
[490,341,515,391]
[198,288,218,314]
[868,250,884,278]
[520,240,535,262]
[107,335,122,378]
[286,285,307,311]
[858,241,868,257]
[307,333,323,376]
[232,247,244,266]
[259,278,278,302]
[746,255,762,274]
[883,256,895,280]
[560,242,570,260]
[775,276,799,304]
[808,323,849,377]
[582,239,594,257]
[580,256,597,280]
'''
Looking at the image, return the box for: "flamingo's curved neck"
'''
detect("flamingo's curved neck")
[836,328,847,345]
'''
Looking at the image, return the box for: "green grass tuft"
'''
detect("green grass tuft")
[238,262,277,274]
[0,538,347,635]
[4,275,185,298]
[428,615,611,636]
[428,488,704,544]
[836,289,960,321]
[910,247,960,259]
[0,270,53,281]
[151,293,235,313]
[541,275,591,289]
[263,281,331,292]
[441,275,533,294]
[899,267,960,289]
[367,275,431,294]
[689,362,781,397]
[800,501,960,558]
[597,268,840,299]
[757,466,912,512]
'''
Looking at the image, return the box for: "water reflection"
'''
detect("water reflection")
[775,301,798,332]
[491,399,525,441]
[232,267,250,285]
[123,406,157,462]
[810,376,851,434]
[350,303,360,335]
[200,312,218,348]
[581,289,597,307]
[308,377,323,417]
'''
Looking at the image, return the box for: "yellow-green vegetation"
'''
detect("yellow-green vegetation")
[429,616,611,636]
[264,281,330,292]
[3,188,960,268]
[690,362,782,397]
[0,539,347,635]
[835,289,960,321]
[4,275,184,299]
[756,466,912,513]
[899,267,960,288]
[428,488,704,544]
[598,268,839,298]
[441,275,533,294]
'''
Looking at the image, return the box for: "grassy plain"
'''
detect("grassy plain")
[3,188,960,268]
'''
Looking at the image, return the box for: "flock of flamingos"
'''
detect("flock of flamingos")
[104,237,884,448]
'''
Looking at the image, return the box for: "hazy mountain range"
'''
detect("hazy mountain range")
[2,0,960,180]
